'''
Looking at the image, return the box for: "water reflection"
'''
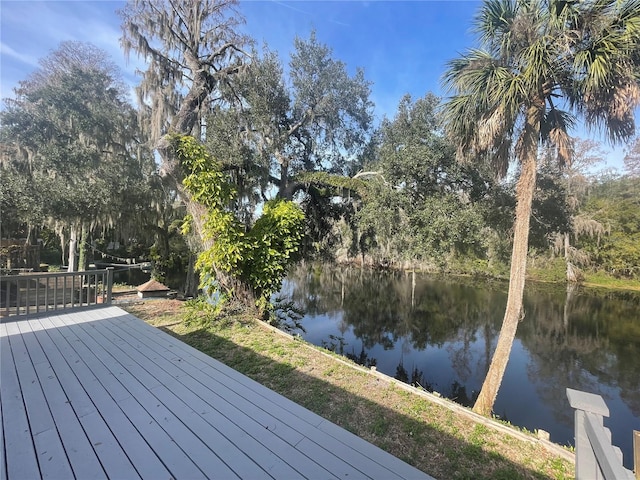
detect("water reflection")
[278,263,640,467]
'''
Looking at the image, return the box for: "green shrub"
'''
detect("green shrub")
[172,134,305,307]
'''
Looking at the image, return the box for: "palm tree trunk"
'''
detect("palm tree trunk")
[473,104,541,415]
[473,153,537,414]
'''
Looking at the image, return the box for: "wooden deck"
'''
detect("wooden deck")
[1,306,433,479]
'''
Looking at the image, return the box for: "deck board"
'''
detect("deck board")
[0,326,41,480]
[15,320,108,480]
[1,306,434,480]
[97,312,337,479]
[59,313,246,479]
[5,321,75,479]
[49,312,208,479]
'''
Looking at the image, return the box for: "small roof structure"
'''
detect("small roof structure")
[137,279,170,298]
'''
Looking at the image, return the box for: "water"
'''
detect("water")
[278,263,640,468]
[112,266,150,287]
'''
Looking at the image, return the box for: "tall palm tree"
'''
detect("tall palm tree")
[442,0,640,415]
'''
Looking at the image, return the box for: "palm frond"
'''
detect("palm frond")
[518,37,558,92]
[474,0,518,54]
[442,49,497,92]
[442,0,640,183]
[549,128,574,166]
[441,94,481,157]
[541,108,576,138]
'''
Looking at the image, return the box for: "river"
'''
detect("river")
[277,263,640,468]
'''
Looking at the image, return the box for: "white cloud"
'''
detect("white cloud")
[0,42,39,68]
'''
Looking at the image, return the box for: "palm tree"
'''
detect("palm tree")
[442,0,640,415]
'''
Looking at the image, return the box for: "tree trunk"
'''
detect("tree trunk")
[184,253,199,298]
[68,227,78,272]
[279,161,291,199]
[473,153,537,414]
[472,102,542,415]
[57,228,67,266]
[78,223,90,272]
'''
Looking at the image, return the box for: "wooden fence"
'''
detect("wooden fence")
[0,268,113,318]
[567,388,636,479]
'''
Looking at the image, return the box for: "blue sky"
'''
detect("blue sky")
[1,1,479,119]
[0,0,630,169]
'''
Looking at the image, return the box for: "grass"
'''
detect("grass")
[112,282,138,292]
[123,299,575,480]
[526,257,567,283]
[582,271,640,291]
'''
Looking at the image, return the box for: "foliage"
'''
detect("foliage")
[527,256,567,283]
[0,167,44,238]
[529,164,571,249]
[544,139,608,281]
[172,135,306,304]
[343,93,493,267]
[379,94,489,202]
[243,200,306,292]
[182,295,225,327]
[175,134,235,209]
[624,136,640,177]
[581,176,640,278]
[206,32,373,202]
[413,195,488,260]
[0,41,150,269]
[355,182,412,263]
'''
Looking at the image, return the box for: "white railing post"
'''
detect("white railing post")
[634,430,639,480]
[567,388,635,480]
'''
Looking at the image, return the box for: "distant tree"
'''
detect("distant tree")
[379,94,488,200]
[356,93,490,266]
[0,41,146,271]
[548,139,608,282]
[581,176,640,278]
[442,0,640,415]
[624,136,640,177]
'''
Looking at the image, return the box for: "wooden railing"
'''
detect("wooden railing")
[567,388,635,479]
[0,268,113,318]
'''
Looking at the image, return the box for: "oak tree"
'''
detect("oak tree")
[0,41,145,271]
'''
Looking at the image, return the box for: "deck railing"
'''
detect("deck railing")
[0,268,113,318]
[567,388,635,479]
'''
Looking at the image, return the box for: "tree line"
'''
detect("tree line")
[1,0,639,415]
